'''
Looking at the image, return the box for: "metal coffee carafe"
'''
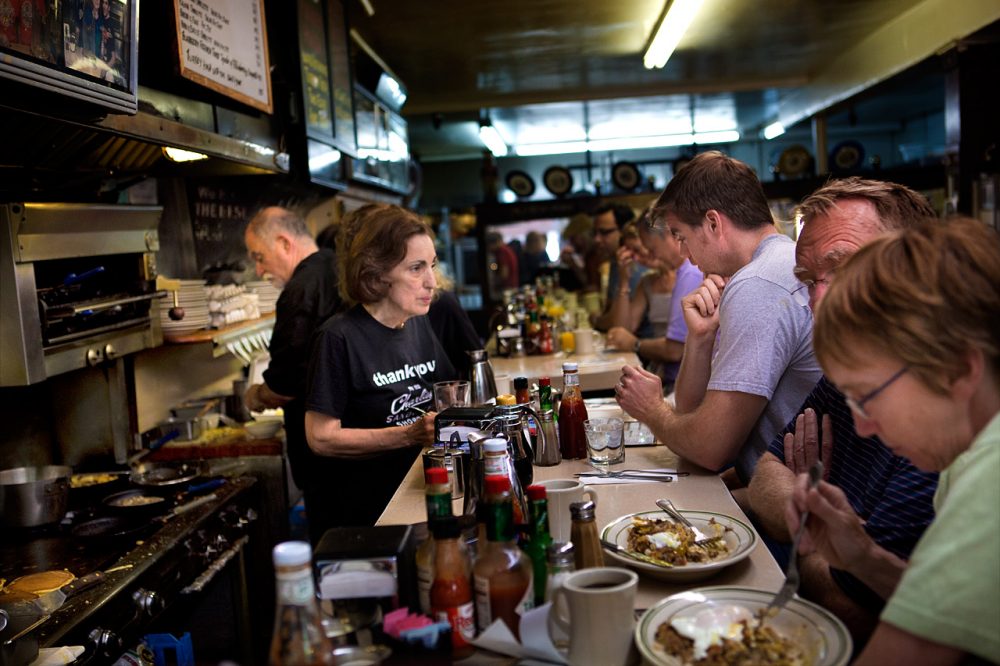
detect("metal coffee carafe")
[467,349,498,406]
[493,403,543,490]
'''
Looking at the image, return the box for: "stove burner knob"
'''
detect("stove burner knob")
[132,588,163,616]
[86,348,104,366]
[104,343,118,360]
[88,628,123,658]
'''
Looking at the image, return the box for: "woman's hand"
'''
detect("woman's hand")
[404,413,437,447]
[606,326,637,352]
[785,474,875,571]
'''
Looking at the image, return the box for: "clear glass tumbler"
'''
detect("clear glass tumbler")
[583,417,625,469]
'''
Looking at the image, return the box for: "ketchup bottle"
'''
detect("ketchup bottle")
[558,362,588,459]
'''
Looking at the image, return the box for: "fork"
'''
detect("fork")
[765,460,824,617]
[655,498,720,545]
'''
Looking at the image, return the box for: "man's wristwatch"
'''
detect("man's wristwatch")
[632,339,642,355]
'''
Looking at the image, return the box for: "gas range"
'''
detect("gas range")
[0,477,262,664]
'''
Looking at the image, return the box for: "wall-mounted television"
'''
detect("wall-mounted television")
[0,0,139,114]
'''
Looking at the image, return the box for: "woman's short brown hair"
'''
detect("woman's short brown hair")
[814,217,1000,394]
[337,204,432,304]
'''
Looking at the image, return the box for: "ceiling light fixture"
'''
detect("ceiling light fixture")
[358,0,375,17]
[162,147,208,162]
[479,117,509,157]
[514,130,739,157]
[763,121,786,140]
[643,0,704,69]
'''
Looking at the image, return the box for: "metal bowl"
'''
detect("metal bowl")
[0,465,71,528]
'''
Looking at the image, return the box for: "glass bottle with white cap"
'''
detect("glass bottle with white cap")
[269,541,334,665]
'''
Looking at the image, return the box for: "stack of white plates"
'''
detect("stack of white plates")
[246,280,282,314]
[160,279,211,334]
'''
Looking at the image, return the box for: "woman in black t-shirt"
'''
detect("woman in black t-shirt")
[305,204,457,526]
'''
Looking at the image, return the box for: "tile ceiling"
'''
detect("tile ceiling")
[346,0,999,160]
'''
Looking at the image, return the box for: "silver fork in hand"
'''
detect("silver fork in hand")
[765,460,824,618]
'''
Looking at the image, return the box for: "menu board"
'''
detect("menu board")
[174,0,273,113]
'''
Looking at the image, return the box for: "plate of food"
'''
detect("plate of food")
[635,586,852,665]
[601,510,756,582]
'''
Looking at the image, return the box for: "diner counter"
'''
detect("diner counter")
[378,443,783,609]
[490,349,639,392]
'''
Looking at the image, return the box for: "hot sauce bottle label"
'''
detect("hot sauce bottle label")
[434,601,476,646]
[516,579,535,617]
[275,571,314,606]
[473,575,492,631]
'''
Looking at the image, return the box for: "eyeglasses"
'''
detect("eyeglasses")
[799,276,833,291]
[594,227,618,237]
[844,366,908,419]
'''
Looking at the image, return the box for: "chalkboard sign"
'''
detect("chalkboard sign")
[188,180,257,281]
[174,0,273,114]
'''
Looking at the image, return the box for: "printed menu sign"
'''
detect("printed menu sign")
[174,0,273,113]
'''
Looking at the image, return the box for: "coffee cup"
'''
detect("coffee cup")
[550,567,638,666]
[573,329,601,355]
[537,478,597,542]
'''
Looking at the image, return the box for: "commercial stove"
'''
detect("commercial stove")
[0,477,267,664]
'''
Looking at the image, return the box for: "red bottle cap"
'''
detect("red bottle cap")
[539,377,551,386]
[485,474,510,494]
[526,485,547,501]
[425,467,449,485]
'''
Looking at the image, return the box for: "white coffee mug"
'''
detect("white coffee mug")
[550,567,638,666]
[538,478,598,542]
[573,329,601,355]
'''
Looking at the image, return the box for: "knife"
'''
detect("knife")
[599,539,673,568]
[575,471,678,482]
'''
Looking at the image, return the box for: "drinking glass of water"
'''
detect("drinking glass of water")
[583,418,625,469]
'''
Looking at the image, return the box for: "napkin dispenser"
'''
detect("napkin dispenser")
[433,405,495,444]
[314,525,417,638]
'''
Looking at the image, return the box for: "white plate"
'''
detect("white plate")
[601,510,756,582]
[635,586,852,666]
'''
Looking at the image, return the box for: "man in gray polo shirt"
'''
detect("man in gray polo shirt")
[616,151,821,484]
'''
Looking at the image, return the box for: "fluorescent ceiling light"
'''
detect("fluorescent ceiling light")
[309,147,342,171]
[763,121,786,140]
[162,147,208,162]
[479,124,509,157]
[514,130,739,156]
[644,0,704,69]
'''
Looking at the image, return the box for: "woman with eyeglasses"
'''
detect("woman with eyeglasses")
[786,217,999,664]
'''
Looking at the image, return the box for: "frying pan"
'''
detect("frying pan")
[102,489,171,518]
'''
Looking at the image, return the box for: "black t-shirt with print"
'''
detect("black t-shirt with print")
[305,304,457,527]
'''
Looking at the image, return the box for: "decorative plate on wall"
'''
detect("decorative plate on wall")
[543,166,574,197]
[777,145,813,178]
[830,140,865,171]
[505,170,536,198]
[612,161,642,192]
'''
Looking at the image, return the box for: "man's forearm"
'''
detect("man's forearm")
[645,402,738,471]
[246,382,293,411]
[747,453,796,541]
[673,334,715,412]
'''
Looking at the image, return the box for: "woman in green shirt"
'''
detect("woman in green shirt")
[787,217,1000,665]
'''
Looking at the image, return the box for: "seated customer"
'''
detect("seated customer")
[607,213,703,391]
[305,204,458,526]
[748,178,940,645]
[787,216,1000,665]
[616,152,821,481]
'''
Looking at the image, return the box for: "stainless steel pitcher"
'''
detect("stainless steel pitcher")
[467,349,497,406]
